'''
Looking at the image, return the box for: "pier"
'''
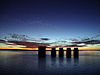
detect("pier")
[51,48,56,57]
[59,48,64,57]
[38,46,79,58]
[66,48,71,58]
[74,48,79,58]
[38,46,46,57]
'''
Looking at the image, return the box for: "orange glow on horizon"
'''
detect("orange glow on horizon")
[0,47,100,51]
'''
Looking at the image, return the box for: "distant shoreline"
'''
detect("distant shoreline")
[0,49,100,51]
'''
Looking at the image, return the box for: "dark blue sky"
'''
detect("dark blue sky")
[0,0,100,42]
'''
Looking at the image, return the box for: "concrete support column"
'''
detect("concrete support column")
[59,48,64,57]
[74,48,79,58]
[38,46,46,57]
[66,48,71,58]
[51,48,56,57]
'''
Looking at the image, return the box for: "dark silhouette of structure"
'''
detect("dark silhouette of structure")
[66,48,71,58]
[59,48,64,57]
[38,46,46,57]
[51,48,56,57]
[38,46,79,58]
[74,48,79,58]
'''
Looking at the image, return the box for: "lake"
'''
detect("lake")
[0,50,100,75]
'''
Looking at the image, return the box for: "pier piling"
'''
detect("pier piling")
[66,48,71,58]
[74,48,79,58]
[38,46,46,57]
[51,48,56,57]
[59,48,64,57]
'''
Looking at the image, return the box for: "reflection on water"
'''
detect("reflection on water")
[0,51,100,75]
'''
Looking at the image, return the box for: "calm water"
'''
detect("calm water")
[0,51,100,75]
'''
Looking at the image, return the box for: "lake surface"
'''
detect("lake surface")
[0,51,100,75]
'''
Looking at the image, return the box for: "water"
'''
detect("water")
[0,51,100,75]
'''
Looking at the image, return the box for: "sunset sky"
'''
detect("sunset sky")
[0,0,100,50]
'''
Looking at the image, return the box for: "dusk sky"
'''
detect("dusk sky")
[0,0,100,50]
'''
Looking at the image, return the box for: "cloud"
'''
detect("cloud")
[50,44,85,48]
[40,38,50,41]
[0,39,6,43]
[9,33,29,41]
[67,38,79,41]
[64,45,85,47]
[0,32,100,49]
[8,40,50,48]
[84,40,100,44]
[72,40,100,45]
[81,38,90,41]
[71,33,100,46]
[91,32,100,39]
[0,39,8,45]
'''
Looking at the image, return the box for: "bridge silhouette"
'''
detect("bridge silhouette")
[38,46,79,58]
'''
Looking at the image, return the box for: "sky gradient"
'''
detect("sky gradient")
[0,0,100,50]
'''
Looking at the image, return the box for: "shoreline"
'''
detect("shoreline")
[0,49,100,51]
